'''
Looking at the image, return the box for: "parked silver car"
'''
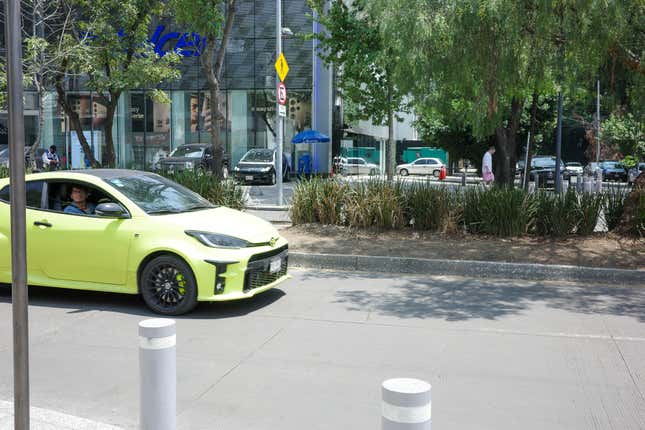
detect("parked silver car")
[339,157,379,176]
[628,163,645,184]
[397,157,445,177]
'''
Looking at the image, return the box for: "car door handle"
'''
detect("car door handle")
[34,221,52,228]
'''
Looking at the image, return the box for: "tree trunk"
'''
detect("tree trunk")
[209,83,225,179]
[494,97,522,186]
[29,81,45,170]
[103,96,118,168]
[525,91,539,188]
[387,109,394,181]
[55,82,100,168]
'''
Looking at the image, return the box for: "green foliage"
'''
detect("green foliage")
[170,0,227,40]
[603,112,645,159]
[604,186,628,231]
[404,181,462,233]
[534,189,580,237]
[291,177,350,225]
[159,170,244,210]
[463,187,535,237]
[345,180,406,229]
[309,0,407,127]
[0,166,8,179]
[577,192,605,235]
[289,178,638,237]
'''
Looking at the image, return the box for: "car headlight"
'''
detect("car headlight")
[262,166,272,172]
[185,230,250,248]
[185,161,194,168]
[234,166,240,171]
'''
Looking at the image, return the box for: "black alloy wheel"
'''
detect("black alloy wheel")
[140,255,198,315]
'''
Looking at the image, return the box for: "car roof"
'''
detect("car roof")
[23,169,154,181]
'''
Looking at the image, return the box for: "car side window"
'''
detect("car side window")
[428,159,437,165]
[0,181,45,208]
[46,181,113,215]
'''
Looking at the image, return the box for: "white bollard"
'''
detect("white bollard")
[139,319,176,430]
[382,378,431,429]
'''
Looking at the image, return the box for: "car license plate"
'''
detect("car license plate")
[269,258,281,274]
[245,175,254,180]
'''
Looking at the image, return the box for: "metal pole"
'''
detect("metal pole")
[275,0,284,205]
[382,378,431,429]
[596,79,601,163]
[555,90,563,193]
[5,0,30,427]
[139,319,176,430]
[523,131,530,189]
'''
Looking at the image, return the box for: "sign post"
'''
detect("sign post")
[274,13,290,205]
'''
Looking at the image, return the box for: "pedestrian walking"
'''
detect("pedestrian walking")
[482,146,495,186]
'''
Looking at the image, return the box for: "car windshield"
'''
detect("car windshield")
[601,162,621,168]
[104,173,214,214]
[532,158,556,168]
[168,146,204,158]
[567,162,581,167]
[241,149,274,162]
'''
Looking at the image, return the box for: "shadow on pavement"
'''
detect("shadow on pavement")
[0,284,287,320]
[333,276,645,322]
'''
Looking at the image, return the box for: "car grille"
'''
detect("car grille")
[244,247,288,292]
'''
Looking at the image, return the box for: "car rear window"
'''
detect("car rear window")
[0,180,44,208]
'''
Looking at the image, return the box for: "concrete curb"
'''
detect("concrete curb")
[289,252,645,285]
[244,205,291,211]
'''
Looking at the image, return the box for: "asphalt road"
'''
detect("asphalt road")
[1,270,644,429]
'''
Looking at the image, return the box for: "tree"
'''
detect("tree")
[370,0,627,185]
[171,0,237,178]
[310,0,408,179]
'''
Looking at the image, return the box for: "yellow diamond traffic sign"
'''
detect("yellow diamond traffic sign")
[275,52,289,82]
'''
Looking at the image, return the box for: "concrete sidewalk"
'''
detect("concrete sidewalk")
[0,401,123,430]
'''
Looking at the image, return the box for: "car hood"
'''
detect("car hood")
[236,162,272,169]
[160,157,199,164]
[157,206,279,244]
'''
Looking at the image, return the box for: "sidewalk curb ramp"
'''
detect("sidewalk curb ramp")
[290,252,645,285]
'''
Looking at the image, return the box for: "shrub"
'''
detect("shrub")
[291,177,320,224]
[577,192,605,235]
[160,170,245,210]
[405,181,462,233]
[604,185,627,231]
[534,189,579,237]
[0,166,8,179]
[464,186,535,236]
[345,179,405,229]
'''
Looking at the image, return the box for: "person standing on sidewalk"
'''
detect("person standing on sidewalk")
[482,146,496,186]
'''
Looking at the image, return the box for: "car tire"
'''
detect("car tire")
[432,170,440,177]
[399,169,408,176]
[369,168,376,176]
[140,255,198,316]
[270,171,276,186]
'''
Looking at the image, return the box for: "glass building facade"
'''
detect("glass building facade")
[0,0,323,171]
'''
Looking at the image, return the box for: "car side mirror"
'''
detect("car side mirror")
[95,203,129,218]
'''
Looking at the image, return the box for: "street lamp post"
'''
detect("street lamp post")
[5,0,30,427]
[275,0,284,206]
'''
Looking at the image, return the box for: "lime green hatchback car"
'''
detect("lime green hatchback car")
[0,170,289,315]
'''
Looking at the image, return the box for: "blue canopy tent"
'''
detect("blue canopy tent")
[291,130,330,174]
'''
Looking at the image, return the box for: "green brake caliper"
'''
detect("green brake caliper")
[176,273,186,296]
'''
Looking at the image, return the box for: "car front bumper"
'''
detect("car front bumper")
[234,171,273,183]
[193,239,290,302]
